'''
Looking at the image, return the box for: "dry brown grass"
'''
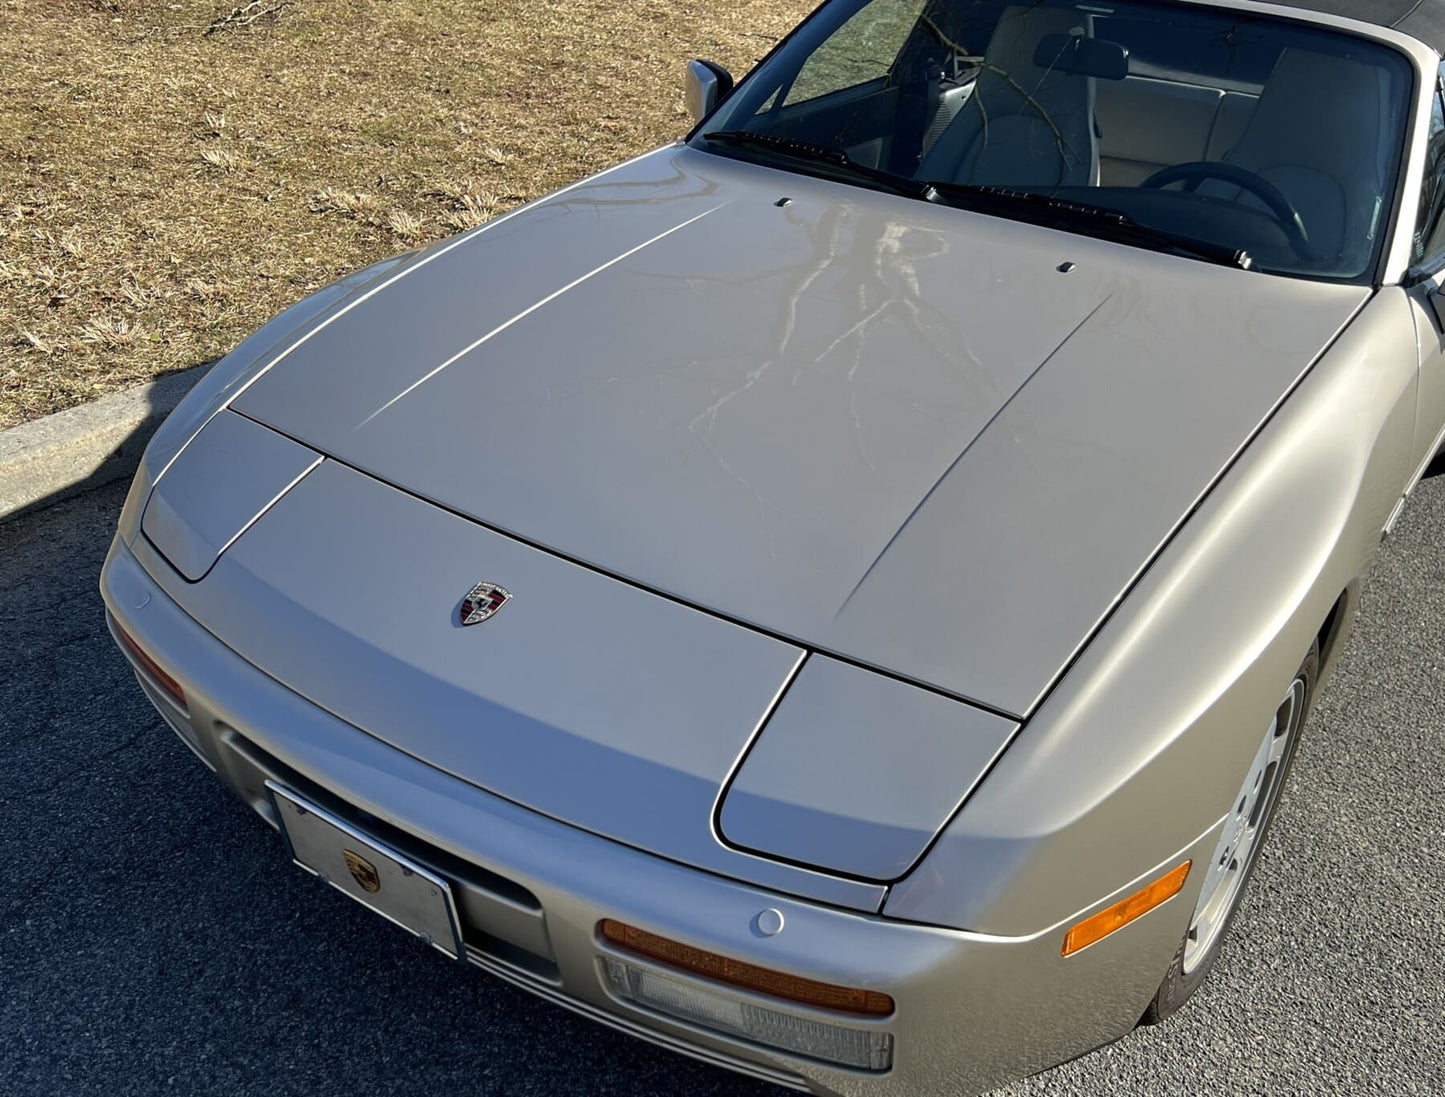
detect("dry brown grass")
[0,0,811,428]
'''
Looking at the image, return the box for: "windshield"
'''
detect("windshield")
[695,0,1415,281]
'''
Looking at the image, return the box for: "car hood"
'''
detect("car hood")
[232,146,1369,718]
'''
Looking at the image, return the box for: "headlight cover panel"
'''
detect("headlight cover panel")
[141,410,320,581]
[117,251,418,545]
[719,657,1018,882]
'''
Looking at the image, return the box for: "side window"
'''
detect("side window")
[1413,78,1445,269]
[784,0,927,107]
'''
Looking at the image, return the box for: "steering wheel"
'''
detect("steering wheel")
[1141,161,1317,264]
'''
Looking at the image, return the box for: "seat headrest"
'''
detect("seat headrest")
[1230,48,1388,178]
[985,5,1095,92]
[956,4,1101,186]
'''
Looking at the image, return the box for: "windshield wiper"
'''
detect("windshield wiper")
[702,130,941,205]
[926,183,1255,271]
[700,135,1253,270]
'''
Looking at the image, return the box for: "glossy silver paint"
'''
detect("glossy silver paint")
[101,536,1226,1095]
[230,147,1369,718]
[885,290,1424,933]
[98,1,1445,1093]
[719,656,1016,881]
[140,410,320,580]
[133,457,895,910]
[685,59,728,125]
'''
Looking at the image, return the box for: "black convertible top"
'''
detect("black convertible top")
[1276,1,1445,51]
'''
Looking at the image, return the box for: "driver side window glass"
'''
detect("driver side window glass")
[785,0,927,106]
[1413,79,1445,269]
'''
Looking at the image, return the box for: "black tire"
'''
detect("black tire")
[1141,639,1319,1025]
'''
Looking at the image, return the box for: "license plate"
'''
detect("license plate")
[267,781,464,960]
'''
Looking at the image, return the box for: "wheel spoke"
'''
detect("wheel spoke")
[1268,733,1290,765]
[1183,673,1306,975]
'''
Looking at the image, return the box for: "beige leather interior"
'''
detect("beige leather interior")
[919,5,1101,188]
[1095,49,1388,271]
[1208,93,1256,165]
[1202,49,1391,270]
[1096,77,1260,186]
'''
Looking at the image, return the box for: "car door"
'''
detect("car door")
[1404,68,1445,476]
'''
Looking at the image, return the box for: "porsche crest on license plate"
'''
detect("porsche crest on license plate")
[267,781,464,959]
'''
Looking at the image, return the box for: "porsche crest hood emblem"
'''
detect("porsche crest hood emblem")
[460,582,512,626]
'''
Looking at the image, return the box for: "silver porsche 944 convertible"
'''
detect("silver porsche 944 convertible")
[103,0,1445,1091]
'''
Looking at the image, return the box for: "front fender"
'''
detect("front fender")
[885,288,1418,938]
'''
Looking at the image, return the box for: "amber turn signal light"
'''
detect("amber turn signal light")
[1062,861,1191,957]
[115,621,188,712]
[599,919,894,1016]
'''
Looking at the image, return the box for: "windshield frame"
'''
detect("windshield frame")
[687,0,1433,287]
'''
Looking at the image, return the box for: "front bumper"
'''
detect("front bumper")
[102,534,1215,1096]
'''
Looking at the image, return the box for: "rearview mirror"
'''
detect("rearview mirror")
[1033,34,1130,81]
[686,59,734,125]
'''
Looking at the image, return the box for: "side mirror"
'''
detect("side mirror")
[686,59,735,125]
[1429,284,1445,333]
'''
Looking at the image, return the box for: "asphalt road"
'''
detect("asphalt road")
[2,477,1442,1096]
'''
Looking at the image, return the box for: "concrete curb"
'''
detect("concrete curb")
[0,363,213,523]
